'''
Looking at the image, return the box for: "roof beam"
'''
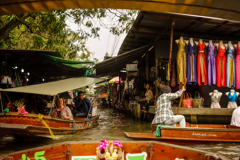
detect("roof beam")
[141,12,240,29]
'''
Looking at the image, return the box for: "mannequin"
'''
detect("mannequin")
[196,39,207,86]
[209,90,222,108]
[175,37,187,86]
[186,38,197,85]
[226,41,236,88]
[195,39,208,47]
[216,41,227,50]
[207,40,216,86]
[175,36,187,45]
[216,41,227,87]
[236,41,240,89]
[226,89,239,108]
[207,40,215,47]
[234,41,240,48]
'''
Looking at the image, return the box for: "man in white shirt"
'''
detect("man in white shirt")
[231,100,240,126]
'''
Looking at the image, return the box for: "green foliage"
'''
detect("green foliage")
[0,9,138,62]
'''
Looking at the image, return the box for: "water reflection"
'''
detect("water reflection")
[0,109,239,159]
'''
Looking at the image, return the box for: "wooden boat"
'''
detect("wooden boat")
[0,77,104,139]
[0,141,229,160]
[124,124,240,145]
[0,112,99,139]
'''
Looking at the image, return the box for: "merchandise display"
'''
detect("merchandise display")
[235,42,240,89]
[175,37,187,85]
[186,38,197,85]
[225,90,239,109]
[207,40,216,86]
[226,41,235,88]
[209,90,222,108]
[216,41,226,87]
[197,40,207,86]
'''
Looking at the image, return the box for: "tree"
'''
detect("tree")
[0,9,138,61]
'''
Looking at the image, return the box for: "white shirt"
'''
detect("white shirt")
[231,107,240,126]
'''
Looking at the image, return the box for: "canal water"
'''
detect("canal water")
[0,109,240,159]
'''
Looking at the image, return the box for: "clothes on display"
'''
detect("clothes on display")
[216,43,226,87]
[226,44,235,88]
[209,90,222,108]
[197,41,207,86]
[207,42,216,86]
[186,41,197,85]
[226,91,238,109]
[235,44,240,89]
[176,39,186,85]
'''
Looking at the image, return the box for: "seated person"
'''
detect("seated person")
[72,91,92,118]
[152,85,186,127]
[231,98,240,127]
[139,83,154,113]
[52,96,73,120]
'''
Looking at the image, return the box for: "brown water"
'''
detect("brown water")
[0,109,240,159]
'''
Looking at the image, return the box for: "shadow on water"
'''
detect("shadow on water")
[0,109,240,159]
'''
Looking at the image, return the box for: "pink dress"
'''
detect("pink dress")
[235,44,240,89]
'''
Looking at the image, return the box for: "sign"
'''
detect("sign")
[71,156,96,160]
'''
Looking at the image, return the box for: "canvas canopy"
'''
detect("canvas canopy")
[0,77,104,96]
[1,0,240,21]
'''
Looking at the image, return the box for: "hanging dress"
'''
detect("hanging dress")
[176,40,186,84]
[207,43,216,86]
[197,42,207,86]
[216,43,226,87]
[226,44,235,88]
[186,41,197,85]
[227,92,238,108]
[235,44,240,89]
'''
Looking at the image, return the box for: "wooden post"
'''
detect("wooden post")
[118,73,121,103]
[167,20,176,86]
[155,55,158,96]
[146,52,149,81]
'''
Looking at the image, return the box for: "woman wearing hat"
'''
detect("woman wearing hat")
[152,85,186,127]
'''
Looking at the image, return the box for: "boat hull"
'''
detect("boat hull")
[124,124,240,145]
[0,141,229,160]
[0,113,99,139]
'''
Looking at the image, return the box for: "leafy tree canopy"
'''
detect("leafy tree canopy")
[0,9,138,62]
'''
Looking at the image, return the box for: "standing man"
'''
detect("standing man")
[72,91,92,118]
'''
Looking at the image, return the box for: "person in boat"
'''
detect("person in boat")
[152,85,186,127]
[139,83,154,113]
[52,96,73,120]
[72,91,92,118]
[230,98,240,127]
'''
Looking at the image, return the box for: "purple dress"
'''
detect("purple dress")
[187,41,197,85]
[207,42,216,85]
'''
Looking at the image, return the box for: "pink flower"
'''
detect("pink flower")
[112,141,123,147]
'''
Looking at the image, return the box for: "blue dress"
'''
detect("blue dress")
[186,41,197,85]
[226,44,235,88]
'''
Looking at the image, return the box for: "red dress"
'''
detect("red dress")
[216,43,226,87]
[197,42,207,86]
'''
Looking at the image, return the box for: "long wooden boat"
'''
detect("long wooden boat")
[124,124,240,145]
[0,112,99,139]
[0,141,229,160]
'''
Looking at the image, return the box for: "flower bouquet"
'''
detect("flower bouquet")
[96,140,123,160]
[14,98,28,115]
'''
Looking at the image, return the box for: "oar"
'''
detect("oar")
[176,78,187,115]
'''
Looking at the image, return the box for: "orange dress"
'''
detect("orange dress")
[197,42,207,86]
